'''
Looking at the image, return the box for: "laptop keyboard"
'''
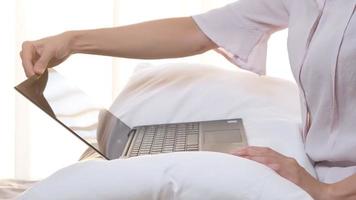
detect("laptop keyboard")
[129,123,200,157]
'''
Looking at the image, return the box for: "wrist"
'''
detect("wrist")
[63,30,84,54]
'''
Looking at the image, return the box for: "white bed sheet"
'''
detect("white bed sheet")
[0,180,36,200]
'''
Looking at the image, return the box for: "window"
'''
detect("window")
[0,0,292,180]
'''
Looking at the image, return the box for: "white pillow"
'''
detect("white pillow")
[18,152,312,200]
[18,63,314,200]
[111,63,302,125]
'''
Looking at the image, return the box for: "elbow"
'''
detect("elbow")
[189,17,218,55]
[195,38,217,54]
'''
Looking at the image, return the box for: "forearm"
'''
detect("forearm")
[298,168,356,200]
[327,174,356,200]
[68,17,216,59]
[296,168,330,200]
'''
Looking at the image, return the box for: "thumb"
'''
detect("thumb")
[34,50,52,75]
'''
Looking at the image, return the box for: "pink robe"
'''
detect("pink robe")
[193,0,356,184]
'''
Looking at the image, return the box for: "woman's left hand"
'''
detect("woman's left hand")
[231,146,331,200]
[231,146,303,185]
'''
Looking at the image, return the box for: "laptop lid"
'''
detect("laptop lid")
[14,69,132,160]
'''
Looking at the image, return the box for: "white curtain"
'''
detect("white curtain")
[0,0,292,180]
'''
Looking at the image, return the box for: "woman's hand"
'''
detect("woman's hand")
[20,32,74,77]
[231,146,331,200]
[232,146,303,184]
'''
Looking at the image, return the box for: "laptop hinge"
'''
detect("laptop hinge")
[122,129,137,157]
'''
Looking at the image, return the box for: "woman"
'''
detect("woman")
[20,0,356,199]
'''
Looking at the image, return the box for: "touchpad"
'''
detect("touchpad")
[203,130,242,143]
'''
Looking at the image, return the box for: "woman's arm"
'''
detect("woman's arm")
[70,17,216,59]
[20,17,217,77]
[232,147,356,200]
[327,174,356,200]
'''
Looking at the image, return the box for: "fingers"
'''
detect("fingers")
[231,146,282,158]
[231,146,304,186]
[231,146,285,169]
[33,49,53,75]
[242,155,271,164]
[21,41,54,77]
[231,146,297,173]
[241,156,281,170]
[20,33,72,77]
[232,147,284,173]
[21,42,36,77]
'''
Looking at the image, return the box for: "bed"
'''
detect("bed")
[4,63,314,200]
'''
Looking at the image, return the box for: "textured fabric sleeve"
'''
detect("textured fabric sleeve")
[192,0,289,75]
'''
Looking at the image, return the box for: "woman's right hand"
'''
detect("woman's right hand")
[20,32,74,77]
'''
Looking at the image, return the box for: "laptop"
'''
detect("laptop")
[15,69,248,160]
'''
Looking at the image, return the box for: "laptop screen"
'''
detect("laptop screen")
[15,69,131,160]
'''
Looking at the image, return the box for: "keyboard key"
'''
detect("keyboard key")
[187,134,199,146]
